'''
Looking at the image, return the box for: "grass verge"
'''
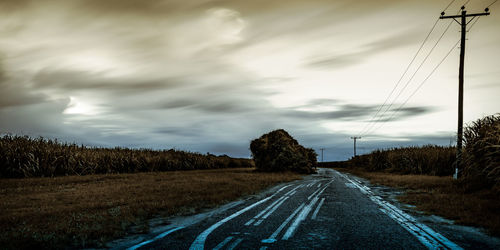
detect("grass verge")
[336,168,500,237]
[0,168,301,249]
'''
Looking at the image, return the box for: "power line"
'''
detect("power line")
[467,17,481,31]
[360,19,454,137]
[357,0,460,137]
[487,0,499,8]
[444,0,457,11]
[368,39,461,135]
[356,18,441,137]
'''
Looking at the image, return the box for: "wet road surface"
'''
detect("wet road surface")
[128,168,463,250]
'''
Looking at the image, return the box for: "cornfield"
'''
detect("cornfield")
[347,145,456,176]
[0,135,254,178]
[331,114,500,190]
[462,114,500,191]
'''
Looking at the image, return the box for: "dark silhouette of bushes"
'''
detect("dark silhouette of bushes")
[462,114,500,192]
[0,135,254,178]
[250,129,317,174]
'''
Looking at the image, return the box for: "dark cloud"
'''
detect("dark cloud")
[307,30,420,68]
[282,101,434,122]
[0,58,47,109]
[32,69,183,93]
[367,106,435,122]
[284,104,376,121]
[158,97,259,113]
[155,127,203,137]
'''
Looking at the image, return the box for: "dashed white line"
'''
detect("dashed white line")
[282,181,332,240]
[245,185,302,226]
[127,226,184,250]
[311,197,325,220]
[189,183,295,250]
[307,187,321,200]
[282,197,320,240]
[245,196,287,226]
[254,197,289,226]
[227,238,243,250]
[213,236,234,250]
[261,203,306,243]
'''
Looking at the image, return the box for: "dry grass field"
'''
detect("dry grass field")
[337,168,500,237]
[0,168,302,249]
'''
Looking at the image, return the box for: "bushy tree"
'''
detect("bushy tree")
[250,129,317,174]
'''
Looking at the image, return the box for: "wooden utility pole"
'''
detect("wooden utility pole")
[350,137,361,157]
[440,6,490,179]
[320,148,325,162]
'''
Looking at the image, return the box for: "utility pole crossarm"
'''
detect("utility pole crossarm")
[440,12,490,19]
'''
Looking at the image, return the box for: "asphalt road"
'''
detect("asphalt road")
[129,168,464,250]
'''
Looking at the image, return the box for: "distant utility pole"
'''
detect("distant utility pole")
[320,148,325,162]
[440,6,490,179]
[350,137,361,157]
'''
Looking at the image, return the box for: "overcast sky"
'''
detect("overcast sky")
[0,0,499,161]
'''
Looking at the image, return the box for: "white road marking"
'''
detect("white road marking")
[282,181,332,240]
[307,186,321,200]
[189,183,294,250]
[276,184,293,193]
[317,183,322,188]
[245,184,302,226]
[311,198,325,220]
[262,203,306,243]
[254,197,289,226]
[213,236,234,250]
[335,170,463,250]
[245,196,287,226]
[227,238,243,250]
[127,226,184,250]
[282,198,319,240]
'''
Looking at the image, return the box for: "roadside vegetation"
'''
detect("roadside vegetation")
[0,135,253,178]
[0,168,301,249]
[329,114,500,236]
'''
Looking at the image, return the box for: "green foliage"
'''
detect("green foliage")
[462,114,500,191]
[0,135,254,178]
[250,129,317,174]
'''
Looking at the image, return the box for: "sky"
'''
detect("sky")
[0,0,499,161]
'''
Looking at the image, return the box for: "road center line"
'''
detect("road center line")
[245,184,302,226]
[254,197,289,226]
[311,197,325,220]
[245,196,287,226]
[307,186,322,200]
[213,236,234,250]
[227,238,243,250]
[282,197,319,240]
[189,183,294,250]
[282,181,332,240]
[262,203,306,243]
